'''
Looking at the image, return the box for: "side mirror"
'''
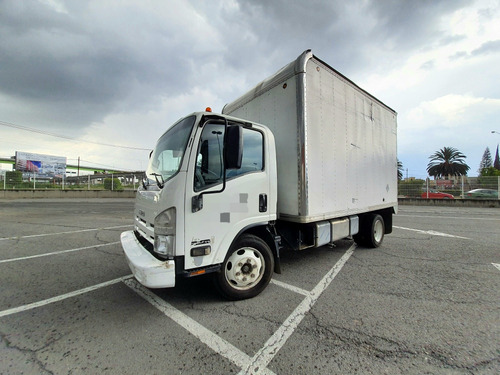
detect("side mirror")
[225,125,243,169]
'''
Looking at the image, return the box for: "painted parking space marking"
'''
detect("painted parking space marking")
[126,244,355,375]
[0,224,132,241]
[0,275,132,318]
[393,226,471,240]
[239,244,355,374]
[0,242,120,264]
[124,278,275,375]
[397,214,500,222]
[0,242,355,375]
[493,263,500,272]
[270,279,310,296]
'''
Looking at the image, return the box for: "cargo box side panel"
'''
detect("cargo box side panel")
[379,108,398,209]
[304,59,349,218]
[351,89,398,213]
[304,59,397,220]
[223,78,302,217]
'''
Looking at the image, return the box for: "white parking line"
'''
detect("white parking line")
[0,242,121,264]
[0,225,132,241]
[0,275,132,318]
[124,279,276,375]
[397,214,500,222]
[239,244,355,374]
[393,226,471,240]
[493,263,500,272]
[0,244,355,375]
[126,244,355,375]
[270,279,309,296]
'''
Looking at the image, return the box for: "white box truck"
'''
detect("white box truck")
[121,50,397,300]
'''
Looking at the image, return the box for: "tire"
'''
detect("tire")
[367,214,385,248]
[353,214,385,248]
[215,234,274,300]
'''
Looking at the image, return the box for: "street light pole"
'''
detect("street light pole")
[491,131,500,201]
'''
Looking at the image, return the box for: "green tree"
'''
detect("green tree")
[480,166,500,177]
[494,145,500,170]
[104,178,123,191]
[426,147,470,178]
[478,147,493,175]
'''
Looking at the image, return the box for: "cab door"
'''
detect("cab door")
[183,121,272,271]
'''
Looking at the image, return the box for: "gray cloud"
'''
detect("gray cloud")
[1,0,499,178]
[0,1,218,129]
[223,0,474,78]
[471,40,500,56]
[449,40,500,61]
[366,0,469,47]
[0,0,474,130]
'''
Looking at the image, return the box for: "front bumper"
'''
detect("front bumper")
[121,230,175,288]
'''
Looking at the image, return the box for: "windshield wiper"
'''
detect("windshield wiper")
[151,173,165,189]
[141,172,149,190]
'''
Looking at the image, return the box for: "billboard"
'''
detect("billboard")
[15,151,67,178]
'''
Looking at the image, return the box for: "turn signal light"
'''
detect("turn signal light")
[189,269,206,277]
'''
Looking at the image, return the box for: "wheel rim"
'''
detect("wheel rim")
[224,247,265,290]
[373,219,384,243]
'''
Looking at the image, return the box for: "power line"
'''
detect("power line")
[0,119,151,151]
[78,158,135,171]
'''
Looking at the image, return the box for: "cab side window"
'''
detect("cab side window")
[194,124,264,192]
[227,127,263,178]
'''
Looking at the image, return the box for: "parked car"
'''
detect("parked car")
[465,189,498,199]
[421,189,455,199]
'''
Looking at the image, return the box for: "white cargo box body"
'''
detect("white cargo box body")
[223,50,397,223]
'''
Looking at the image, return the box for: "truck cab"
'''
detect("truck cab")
[121,111,279,300]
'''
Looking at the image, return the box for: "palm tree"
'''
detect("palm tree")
[397,159,404,180]
[427,147,469,178]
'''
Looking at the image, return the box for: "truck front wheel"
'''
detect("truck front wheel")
[215,234,274,300]
[353,214,385,248]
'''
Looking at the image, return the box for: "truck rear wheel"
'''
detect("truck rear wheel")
[215,234,274,300]
[353,214,385,248]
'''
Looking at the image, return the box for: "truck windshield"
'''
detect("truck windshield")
[146,115,195,186]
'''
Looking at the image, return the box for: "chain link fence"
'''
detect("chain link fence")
[0,170,143,191]
[399,176,500,199]
[2,169,499,200]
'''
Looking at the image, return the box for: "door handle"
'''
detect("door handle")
[259,194,267,213]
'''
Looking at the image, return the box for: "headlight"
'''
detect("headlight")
[154,207,176,258]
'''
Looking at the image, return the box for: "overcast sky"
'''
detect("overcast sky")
[1,0,499,178]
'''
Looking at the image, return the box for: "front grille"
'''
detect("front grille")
[136,216,154,228]
[134,230,154,253]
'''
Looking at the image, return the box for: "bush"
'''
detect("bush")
[476,175,499,190]
[398,179,425,197]
[480,167,500,177]
[6,171,22,184]
[103,178,123,191]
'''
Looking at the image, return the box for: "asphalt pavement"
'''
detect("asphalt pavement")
[0,199,498,374]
